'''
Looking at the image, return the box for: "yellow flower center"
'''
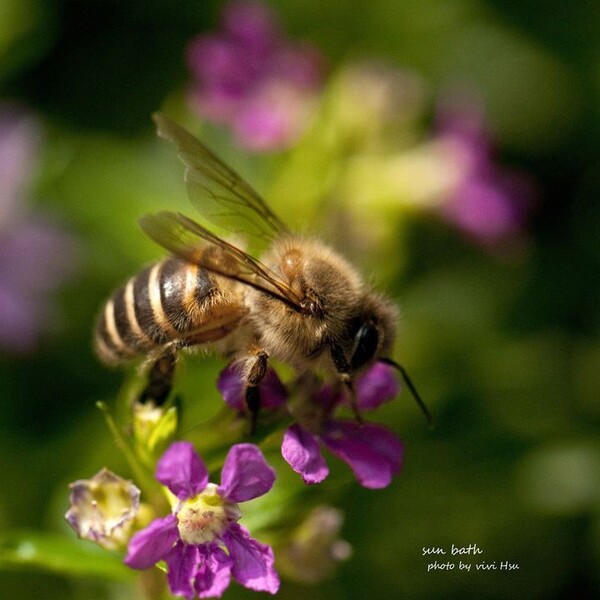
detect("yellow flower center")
[176,484,241,545]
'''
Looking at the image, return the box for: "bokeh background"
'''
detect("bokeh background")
[0,0,598,599]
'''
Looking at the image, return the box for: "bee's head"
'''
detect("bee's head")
[348,294,398,372]
[346,295,434,427]
[350,318,380,370]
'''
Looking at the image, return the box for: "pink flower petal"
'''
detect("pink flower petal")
[155,441,209,500]
[216,365,245,411]
[195,545,233,598]
[355,363,399,411]
[124,514,179,569]
[218,443,275,502]
[322,421,404,489]
[224,523,279,594]
[217,365,287,411]
[222,0,279,50]
[259,369,289,409]
[281,424,329,484]
[185,0,323,153]
[164,541,199,600]
[232,98,292,151]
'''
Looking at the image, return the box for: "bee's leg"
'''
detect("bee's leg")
[139,349,177,406]
[330,342,363,423]
[244,350,269,433]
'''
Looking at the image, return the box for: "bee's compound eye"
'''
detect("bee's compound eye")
[351,321,379,370]
[281,248,303,282]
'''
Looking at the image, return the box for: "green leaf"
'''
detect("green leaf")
[0,530,134,582]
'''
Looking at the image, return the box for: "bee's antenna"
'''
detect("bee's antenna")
[380,358,435,428]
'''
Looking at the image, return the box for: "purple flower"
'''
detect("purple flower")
[435,97,533,246]
[0,104,77,354]
[125,442,279,598]
[186,0,323,151]
[217,362,404,489]
[217,364,287,411]
[281,368,403,489]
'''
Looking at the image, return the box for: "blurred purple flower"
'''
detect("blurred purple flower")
[125,441,279,598]
[277,505,352,583]
[0,104,77,354]
[435,99,534,247]
[186,0,323,152]
[0,105,39,222]
[217,362,404,489]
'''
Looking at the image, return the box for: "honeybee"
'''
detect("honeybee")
[95,114,430,426]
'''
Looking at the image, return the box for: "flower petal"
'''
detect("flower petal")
[124,514,179,569]
[281,424,329,484]
[216,364,245,411]
[310,383,343,411]
[156,441,209,500]
[355,363,399,410]
[218,444,275,502]
[322,421,404,489]
[186,1,322,153]
[65,468,140,550]
[217,365,287,411]
[195,545,233,598]
[164,540,199,600]
[224,523,279,594]
[260,368,288,409]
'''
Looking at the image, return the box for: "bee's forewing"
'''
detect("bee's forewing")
[140,211,303,312]
[153,113,288,246]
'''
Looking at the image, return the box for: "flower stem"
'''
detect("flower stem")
[96,401,165,508]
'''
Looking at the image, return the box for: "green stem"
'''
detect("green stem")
[138,568,168,600]
[96,401,164,508]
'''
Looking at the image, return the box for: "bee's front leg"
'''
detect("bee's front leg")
[243,349,269,434]
[330,342,363,423]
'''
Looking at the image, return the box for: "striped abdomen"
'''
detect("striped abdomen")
[95,258,245,365]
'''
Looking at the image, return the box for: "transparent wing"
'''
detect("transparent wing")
[153,113,288,244]
[140,211,303,312]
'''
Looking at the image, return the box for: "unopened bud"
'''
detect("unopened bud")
[278,506,352,583]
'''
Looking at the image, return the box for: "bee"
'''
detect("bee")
[95,114,431,426]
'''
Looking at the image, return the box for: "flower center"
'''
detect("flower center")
[176,484,240,545]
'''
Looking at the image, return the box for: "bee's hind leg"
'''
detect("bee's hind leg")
[139,349,177,406]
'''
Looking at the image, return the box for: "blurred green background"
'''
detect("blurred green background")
[0,0,598,599]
